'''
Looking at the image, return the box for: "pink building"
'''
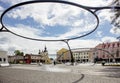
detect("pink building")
[93,41,120,62]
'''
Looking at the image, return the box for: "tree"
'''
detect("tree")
[14,50,21,56]
[14,50,24,56]
[110,0,120,27]
[20,52,24,56]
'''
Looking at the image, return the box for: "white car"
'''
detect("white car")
[0,63,10,67]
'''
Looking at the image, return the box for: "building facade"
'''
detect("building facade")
[93,41,120,62]
[0,50,8,64]
[8,46,51,64]
[56,48,92,63]
[8,55,24,64]
[56,48,71,63]
[72,48,91,63]
[24,54,43,64]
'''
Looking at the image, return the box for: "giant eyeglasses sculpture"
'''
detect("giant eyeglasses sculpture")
[0,0,120,65]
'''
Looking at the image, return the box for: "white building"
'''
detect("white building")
[72,48,91,63]
[0,50,8,64]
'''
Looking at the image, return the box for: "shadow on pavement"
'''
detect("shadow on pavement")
[100,67,120,78]
[72,74,85,83]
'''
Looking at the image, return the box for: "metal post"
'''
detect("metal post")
[63,40,74,65]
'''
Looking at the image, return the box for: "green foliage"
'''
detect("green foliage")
[14,50,24,56]
[110,0,120,27]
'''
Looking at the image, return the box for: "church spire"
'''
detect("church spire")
[38,49,41,54]
[44,45,47,52]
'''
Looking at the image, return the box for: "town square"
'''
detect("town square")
[0,0,120,83]
[0,63,120,83]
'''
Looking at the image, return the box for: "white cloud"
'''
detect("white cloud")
[67,0,112,7]
[1,0,113,7]
[96,31,103,37]
[69,39,101,49]
[58,23,96,39]
[1,0,30,5]
[7,24,43,38]
[101,36,118,43]
[110,26,120,35]
[0,32,67,54]
[98,10,114,24]
[0,31,102,55]
[0,6,4,11]
[0,6,4,15]
[7,3,82,26]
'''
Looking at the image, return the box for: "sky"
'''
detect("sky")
[0,0,120,56]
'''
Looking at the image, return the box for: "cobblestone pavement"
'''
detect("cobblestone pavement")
[0,64,120,83]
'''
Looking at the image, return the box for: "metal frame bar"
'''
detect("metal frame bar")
[0,0,99,41]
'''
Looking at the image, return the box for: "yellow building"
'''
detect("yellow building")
[56,48,71,63]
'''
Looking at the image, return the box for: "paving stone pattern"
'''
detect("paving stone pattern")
[0,64,120,83]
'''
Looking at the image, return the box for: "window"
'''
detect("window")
[81,56,83,58]
[86,56,88,58]
[116,50,119,57]
[0,58,2,61]
[112,43,115,48]
[103,55,105,58]
[4,58,6,62]
[104,45,106,48]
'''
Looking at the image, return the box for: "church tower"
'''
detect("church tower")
[38,49,41,54]
[44,46,48,52]
[43,46,51,64]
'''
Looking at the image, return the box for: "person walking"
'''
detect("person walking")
[53,60,56,65]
